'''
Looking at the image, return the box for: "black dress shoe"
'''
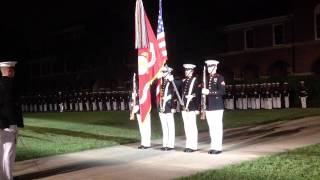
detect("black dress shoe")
[184,148,196,153]
[183,148,190,152]
[138,145,151,149]
[160,147,167,151]
[166,147,174,151]
[213,150,222,154]
[208,150,222,154]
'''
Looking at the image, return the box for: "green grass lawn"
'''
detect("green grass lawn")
[178,143,320,180]
[17,108,320,161]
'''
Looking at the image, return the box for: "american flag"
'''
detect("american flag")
[157,0,167,61]
[156,0,167,105]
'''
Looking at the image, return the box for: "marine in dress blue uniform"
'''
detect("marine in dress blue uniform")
[201,60,226,154]
[266,83,272,109]
[282,82,290,108]
[158,66,176,151]
[254,84,261,109]
[298,81,308,108]
[132,92,151,149]
[181,64,200,153]
[0,61,24,180]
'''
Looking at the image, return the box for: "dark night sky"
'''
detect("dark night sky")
[0,0,290,61]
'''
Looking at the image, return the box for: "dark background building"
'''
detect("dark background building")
[220,0,320,82]
[3,0,318,94]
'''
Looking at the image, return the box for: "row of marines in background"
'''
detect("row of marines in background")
[19,81,308,113]
[20,90,131,113]
[224,81,308,110]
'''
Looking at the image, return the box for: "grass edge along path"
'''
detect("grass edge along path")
[16,108,320,161]
[178,143,320,180]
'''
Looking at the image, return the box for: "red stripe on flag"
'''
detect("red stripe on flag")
[154,0,168,107]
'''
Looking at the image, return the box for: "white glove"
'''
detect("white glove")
[166,75,174,82]
[132,92,137,98]
[202,88,209,95]
[130,101,135,108]
[185,94,194,100]
[195,110,200,115]
[6,125,18,134]
[133,105,139,113]
[157,72,163,79]
[171,109,176,113]
[9,125,18,130]
[162,95,172,102]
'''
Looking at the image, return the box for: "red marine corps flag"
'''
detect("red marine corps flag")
[135,0,166,122]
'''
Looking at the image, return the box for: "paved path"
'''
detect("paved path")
[14,116,320,180]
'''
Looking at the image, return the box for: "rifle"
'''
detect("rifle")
[200,66,206,120]
[130,73,137,120]
[159,79,164,112]
[163,65,185,108]
[160,84,172,113]
[171,80,185,108]
[184,78,196,111]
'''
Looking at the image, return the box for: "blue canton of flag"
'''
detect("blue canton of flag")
[157,0,167,60]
